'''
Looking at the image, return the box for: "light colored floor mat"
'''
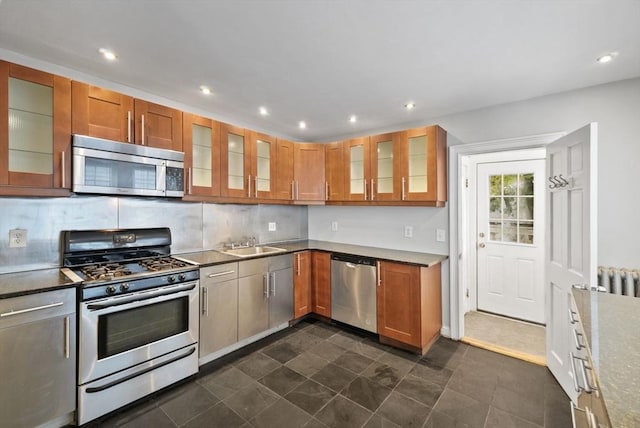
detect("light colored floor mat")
[462,311,546,366]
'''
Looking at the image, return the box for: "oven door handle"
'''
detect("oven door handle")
[85,346,196,393]
[86,283,197,310]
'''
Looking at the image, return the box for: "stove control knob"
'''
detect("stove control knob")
[168,275,176,283]
[106,285,117,295]
[120,283,130,292]
[178,273,187,281]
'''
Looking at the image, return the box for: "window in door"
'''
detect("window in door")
[489,173,534,244]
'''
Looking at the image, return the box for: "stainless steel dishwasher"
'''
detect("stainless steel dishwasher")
[331,254,377,333]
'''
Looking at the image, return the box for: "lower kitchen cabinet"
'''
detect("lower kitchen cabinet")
[377,261,441,354]
[199,262,238,359]
[293,251,311,318]
[312,251,331,318]
[268,255,294,328]
[0,288,76,427]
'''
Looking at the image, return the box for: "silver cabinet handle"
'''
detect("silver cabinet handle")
[208,270,235,278]
[61,151,66,188]
[255,176,258,198]
[296,253,301,276]
[573,329,586,350]
[127,110,132,143]
[569,308,579,324]
[364,180,368,200]
[401,177,406,200]
[371,179,375,200]
[271,272,276,296]
[291,181,295,201]
[263,274,269,298]
[325,181,329,201]
[0,301,63,317]
[64,315,70,359]
[377,261,381,286]
[248,175,252,198]
[141,114,145,145]
[201,287,208,316]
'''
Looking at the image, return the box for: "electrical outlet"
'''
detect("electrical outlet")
[404,225,413,238]
[436,228,446,242]
[268,222,277,231]
[331,221,338,232]
[9,228,27,248]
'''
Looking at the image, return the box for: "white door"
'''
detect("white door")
[546,124,597,401]
[477,160,545,323]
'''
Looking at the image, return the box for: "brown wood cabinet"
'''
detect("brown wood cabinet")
[274,139,294,201]
[293,143,325,202]
[220,123,250,198]
[344,137,371,201]
[182,113,220,197]
[293,251,312,318]
[72,82,182,151]
[311,251,331,318]
[0,61,71,196]
[247,131,277,200]
[377,261,441,354]
[324,141,345,201]
[369,132,402,201]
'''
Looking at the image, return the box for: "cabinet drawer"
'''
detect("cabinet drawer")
[269,254,293,270]
[0,288,75,328]
[239,258,269,277]
[201,262,238,284]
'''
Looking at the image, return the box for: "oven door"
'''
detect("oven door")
[79,281,198,385]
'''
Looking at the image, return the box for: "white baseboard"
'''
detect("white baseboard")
[440,326,451,338]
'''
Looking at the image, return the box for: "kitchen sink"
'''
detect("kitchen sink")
[220,246,287,258]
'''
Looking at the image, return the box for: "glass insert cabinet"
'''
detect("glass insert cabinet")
[0,61,71,194]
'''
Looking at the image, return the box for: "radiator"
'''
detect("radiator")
[598,266,640,297]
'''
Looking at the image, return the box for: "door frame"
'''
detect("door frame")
[448,132,564,340]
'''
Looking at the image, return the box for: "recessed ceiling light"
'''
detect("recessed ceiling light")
[259,107,269,116]
[98,48,117,61]
[298,121,307,129]
[596,52,617,64]
[405,102,416,110]
[199,86,212,95]
[349,115,357,123]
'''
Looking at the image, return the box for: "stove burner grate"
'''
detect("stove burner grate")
[139,257,190,272]
[82,263,133,281]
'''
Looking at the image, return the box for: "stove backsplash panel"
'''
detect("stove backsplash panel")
[0,197,308,274]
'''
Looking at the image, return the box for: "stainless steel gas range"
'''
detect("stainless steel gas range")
[61,228,199,425]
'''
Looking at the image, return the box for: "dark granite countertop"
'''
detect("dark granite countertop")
[0,268,79,299]
[573,289,640,427]
[177,239,447,268]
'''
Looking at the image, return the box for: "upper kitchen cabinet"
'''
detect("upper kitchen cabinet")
[247,130,277,200]
[220,123,250,199]
[182,113,220,198]
[397,125,447,205]
[293,143,326,202]
[370,132,402,201]
[274,138,294,201]
[71,82,182,151]
[0,61,71,196]
[324,141,345,201]
[344,136,371,201]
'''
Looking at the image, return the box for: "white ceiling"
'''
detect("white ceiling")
[1,0,639,141]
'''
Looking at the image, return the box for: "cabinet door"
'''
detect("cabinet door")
[324,141,345,201]
[1,61,71,192]
[377,261,421,346]
[293,251,312,318]
[370,132,401,201]
[220,123,250,198]
[183,113,220,197]
[0,315,75,427]
[344,137,371,201]
[274,138,294,201]
[71,81,133,143]
[398,126,447,202]
[311,251,331,317]
[200,278,238,356]
[269,267,294,328]
[238,273,269,340]
[134,99,182,151]
[248,131,277,200]
[293,143,325,201]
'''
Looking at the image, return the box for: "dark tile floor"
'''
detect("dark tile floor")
[86,319,572,428]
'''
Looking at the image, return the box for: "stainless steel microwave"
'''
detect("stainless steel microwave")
[72,135,184,197]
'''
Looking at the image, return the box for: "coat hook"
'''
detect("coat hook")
[558,174,569,186]
[548,176,557,189]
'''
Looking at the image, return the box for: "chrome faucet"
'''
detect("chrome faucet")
[227,236,257,249]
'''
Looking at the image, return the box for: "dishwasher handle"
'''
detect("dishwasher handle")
[331,253,377,266]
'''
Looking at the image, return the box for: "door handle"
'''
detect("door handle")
[478,243,486,248]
